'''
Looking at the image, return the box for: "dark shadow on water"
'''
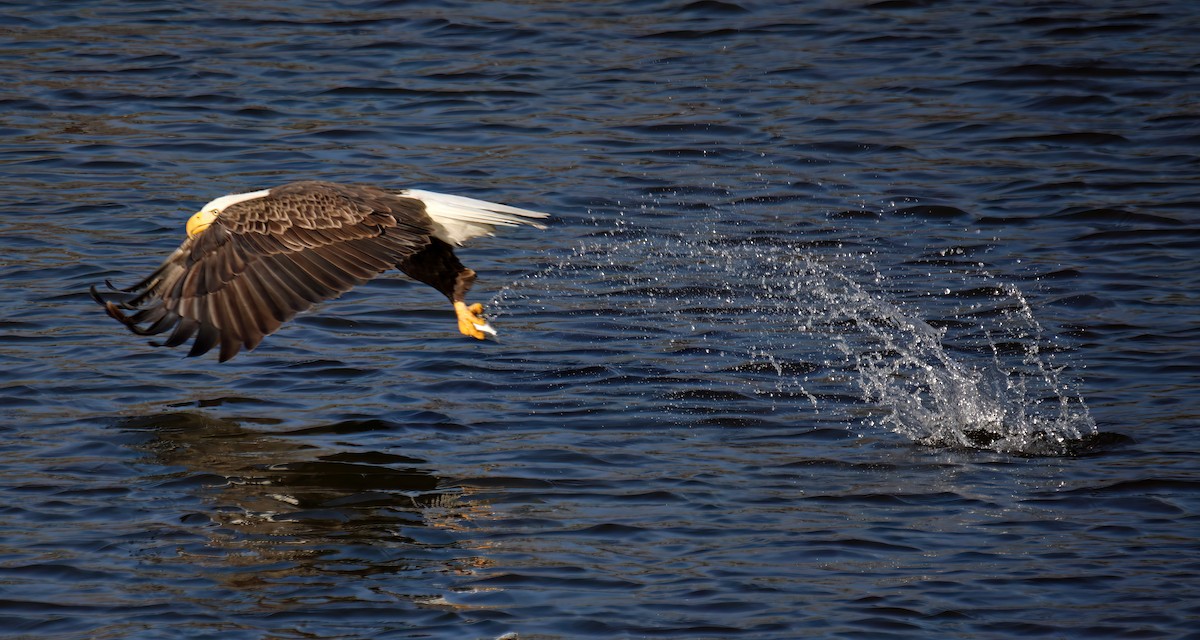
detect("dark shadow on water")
[922,428,1134,457]
[113,412,509,635]
[119,410,467,538]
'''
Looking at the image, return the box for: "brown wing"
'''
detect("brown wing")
[92,181,434,362]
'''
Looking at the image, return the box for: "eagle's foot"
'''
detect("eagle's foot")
[454,301,496,339]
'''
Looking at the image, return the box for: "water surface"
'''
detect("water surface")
[1,1,1198,638]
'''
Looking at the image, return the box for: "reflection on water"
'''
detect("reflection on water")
[119,412,514,634]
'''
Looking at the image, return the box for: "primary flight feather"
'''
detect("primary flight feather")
[91,180,548,362]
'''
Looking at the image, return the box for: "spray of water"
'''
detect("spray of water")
[808,258,1095,453]
[492,223,1095,455]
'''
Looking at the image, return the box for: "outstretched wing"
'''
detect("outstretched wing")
[92,182,434,362]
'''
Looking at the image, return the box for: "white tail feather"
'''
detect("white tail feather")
[399,188,549,246]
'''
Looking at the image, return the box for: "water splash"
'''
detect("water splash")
[808,259,1096,454]
[491,224,1095,455]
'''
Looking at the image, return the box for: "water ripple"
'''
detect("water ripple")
[1,1,1198,638]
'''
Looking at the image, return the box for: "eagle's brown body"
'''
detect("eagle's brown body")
[91,181,547,361]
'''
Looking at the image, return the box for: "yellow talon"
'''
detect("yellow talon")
[454,301,495,339]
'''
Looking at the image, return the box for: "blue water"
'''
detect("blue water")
[2,1,1199,638]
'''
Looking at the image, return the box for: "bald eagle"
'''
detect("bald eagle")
[91,180,548,362]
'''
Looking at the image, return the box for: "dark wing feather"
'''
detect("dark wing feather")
[93,181,434,361]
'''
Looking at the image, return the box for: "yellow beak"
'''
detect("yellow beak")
[186,210,215,238]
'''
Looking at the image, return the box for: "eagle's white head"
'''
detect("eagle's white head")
[186,188,271,238]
